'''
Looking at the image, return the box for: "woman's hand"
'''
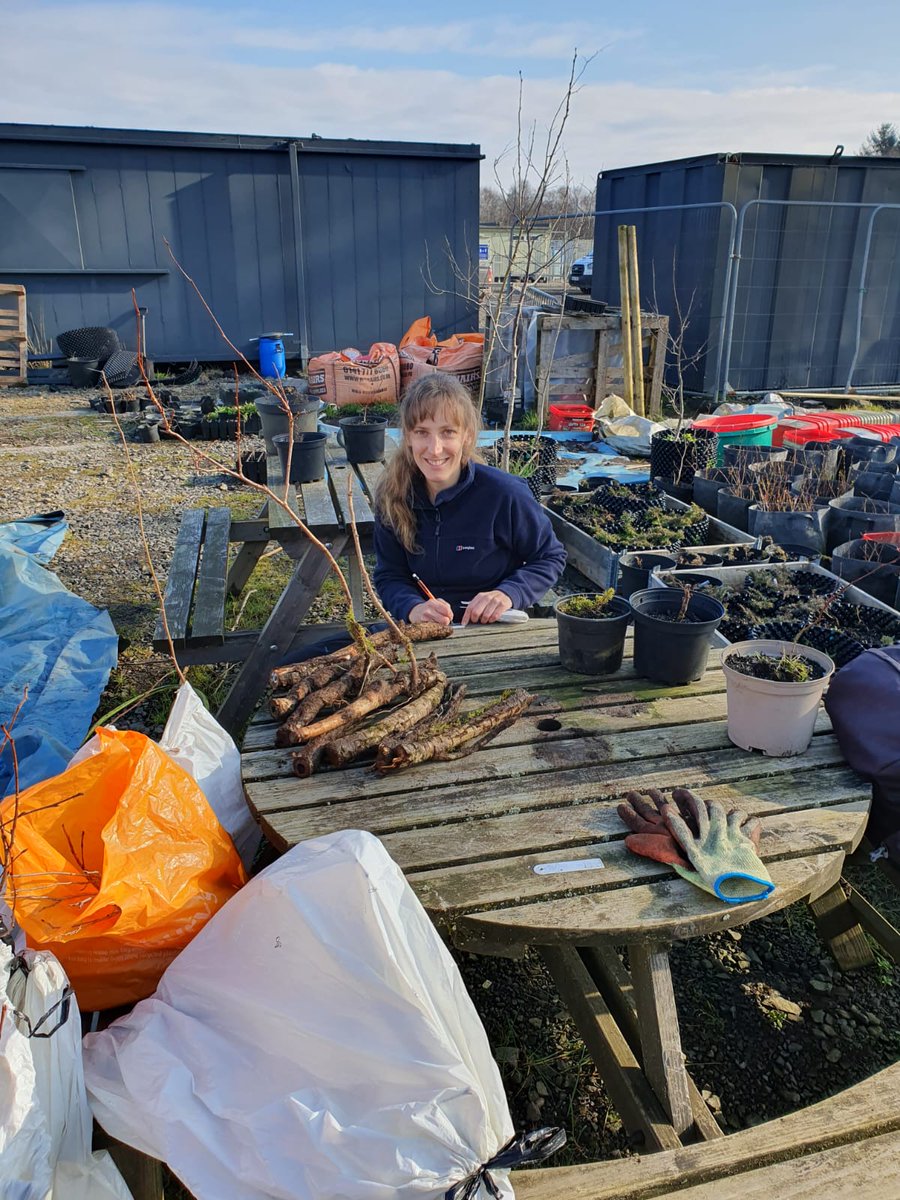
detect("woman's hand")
[461,590,513,625]
[409,598,454,626]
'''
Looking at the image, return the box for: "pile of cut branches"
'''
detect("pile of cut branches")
[267,623,534,776]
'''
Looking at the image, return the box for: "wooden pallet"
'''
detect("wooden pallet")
[0,284,27,386]
[533,311,668,421]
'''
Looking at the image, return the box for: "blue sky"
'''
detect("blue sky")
[4,2,900,183]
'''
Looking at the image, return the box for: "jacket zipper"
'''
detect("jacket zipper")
[433,507,441,584]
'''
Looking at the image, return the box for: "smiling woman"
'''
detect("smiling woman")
[373,373,566,626]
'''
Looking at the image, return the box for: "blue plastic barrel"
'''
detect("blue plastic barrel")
[259,335,286,379]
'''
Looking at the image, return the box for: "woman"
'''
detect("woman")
[374,373,566,625]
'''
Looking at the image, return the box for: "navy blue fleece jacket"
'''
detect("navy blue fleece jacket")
[373,462,566,622]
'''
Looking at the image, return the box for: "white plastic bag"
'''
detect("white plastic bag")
[0,942,132,1200]
[84,830,516,1200]
[160,682,259,870]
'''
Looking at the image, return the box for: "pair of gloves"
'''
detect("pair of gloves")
[618,787,775,904]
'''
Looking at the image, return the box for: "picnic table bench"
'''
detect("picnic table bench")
[243,620,877,1152]
[153,438,382,733]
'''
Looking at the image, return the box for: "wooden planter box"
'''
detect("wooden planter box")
[543,496,752,589]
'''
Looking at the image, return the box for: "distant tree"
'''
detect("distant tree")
[479,181,594,236]
[859,122,900,157]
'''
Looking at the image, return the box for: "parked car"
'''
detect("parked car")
[568,252,593,294]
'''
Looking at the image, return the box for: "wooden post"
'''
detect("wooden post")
[617,226,634,407]
[628,942,694,1135]
[627,226,645,417]
[809,881,876,971]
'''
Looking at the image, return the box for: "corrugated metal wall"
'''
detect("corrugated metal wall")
[0,125,480,364]
[592,152,900,394]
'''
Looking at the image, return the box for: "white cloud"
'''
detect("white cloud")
[1,5,898,185]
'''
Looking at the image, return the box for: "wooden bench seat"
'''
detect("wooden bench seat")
[513,1059,900,1197]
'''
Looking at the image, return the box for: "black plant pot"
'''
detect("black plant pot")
[748,505,828,554]
[556,594,633,675]
[717,489,754,532]
[851,469,898,500]
[826,494,900,552]
[273,431,327,483]
[654,476,694,504]
[338,415,388,464]
[830,538,900,607]
[617,551,678,599]
[67,357,102,387]
[692,468,730,514]
[630,587,725,684]
[675,549,724,569]
[789,441,848,479]
[723,443,788,468]
[650,429,717,485]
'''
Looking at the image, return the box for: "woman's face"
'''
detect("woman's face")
[407,405,465,497]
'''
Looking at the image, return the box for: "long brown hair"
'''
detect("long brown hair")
[375,373,481,552]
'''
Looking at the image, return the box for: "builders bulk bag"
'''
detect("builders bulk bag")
[308,343,400,407]
[2,728,246,1010]
[399,339,485,398]
[83,829,562,1200]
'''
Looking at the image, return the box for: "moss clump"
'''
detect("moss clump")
[558,590,617,619]
[727,651,824,683]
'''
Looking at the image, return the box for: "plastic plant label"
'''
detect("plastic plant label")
[532,857,605,875]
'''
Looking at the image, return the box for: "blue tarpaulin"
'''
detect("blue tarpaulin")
[0,516,118,799]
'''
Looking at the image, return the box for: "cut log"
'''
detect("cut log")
[291,729,355,778]
[375,689,535,773]
[276,659,369,748]
[293,656,443,743]
[376,683,467,760]
[268,622,452,689]
[324,677,448,768]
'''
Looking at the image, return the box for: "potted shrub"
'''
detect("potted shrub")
[722,639,835,756]
[555,590,633,675]
[630,585,725,684]
[650,427,717,502]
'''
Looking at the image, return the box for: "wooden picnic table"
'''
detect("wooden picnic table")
[156,434,389,732]
[241,619,873,1151]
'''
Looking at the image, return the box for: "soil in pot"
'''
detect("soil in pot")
[723,639,834,756]
[338,414,388,464]
[556,590,633,675]
[676,549,724,569]
[630,586,725,684]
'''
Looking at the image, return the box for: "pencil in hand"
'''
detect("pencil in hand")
[411,573,437,602]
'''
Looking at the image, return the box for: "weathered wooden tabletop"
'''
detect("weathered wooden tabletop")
[241,619,871,1148]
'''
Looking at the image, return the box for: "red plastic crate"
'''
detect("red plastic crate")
[548,403,594,432]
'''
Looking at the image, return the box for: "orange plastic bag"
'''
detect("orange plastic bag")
[2,728,246,1010]
[400,316,484,351]
[307,343,400,407]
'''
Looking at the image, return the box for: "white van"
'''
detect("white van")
[568,252,593,294]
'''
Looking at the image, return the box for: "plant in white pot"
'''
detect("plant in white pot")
[722,638,835,757]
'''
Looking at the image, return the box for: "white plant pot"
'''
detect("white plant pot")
[722,639,835,757]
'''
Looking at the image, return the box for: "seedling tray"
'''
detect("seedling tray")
[658,562,900,664]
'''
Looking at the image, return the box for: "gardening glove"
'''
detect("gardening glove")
[617,788,698,868]
[661,787,775,904]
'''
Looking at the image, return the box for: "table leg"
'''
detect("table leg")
[539,945,681,1152]
[226,501,269,596]
[581,945,723,1141]
[809,881,875,971]
[628,942,694,1136]
[216,535,347,735]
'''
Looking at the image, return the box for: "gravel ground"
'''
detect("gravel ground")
[4,381,900,1183]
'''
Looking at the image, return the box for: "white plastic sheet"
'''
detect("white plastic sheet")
[160,681,259,870]
[0,943,132,1200]
[84,829,515,1200]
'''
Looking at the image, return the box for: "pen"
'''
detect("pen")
[411,573,437,602]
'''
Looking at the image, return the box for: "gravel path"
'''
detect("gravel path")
[4,380,900,1177]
